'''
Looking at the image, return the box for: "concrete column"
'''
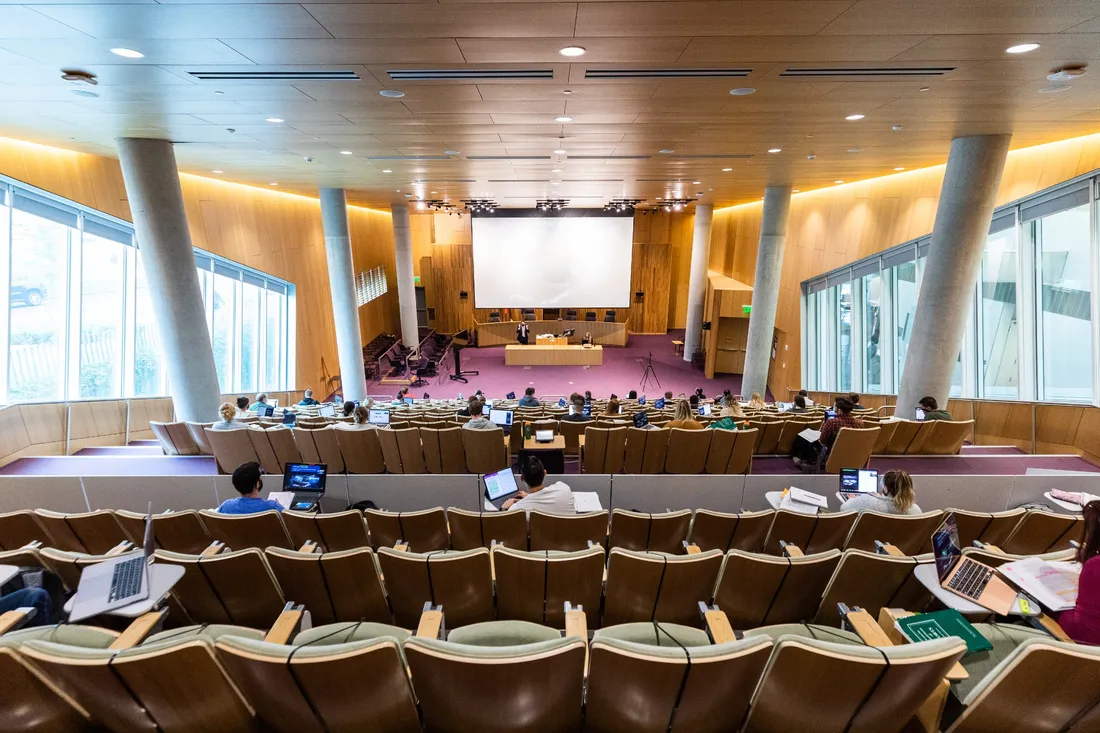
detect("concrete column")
[116,138,221,424]
[318,188,368,402]
[391,204,419,351]
[742,186,793,400]
[897,134,1012,417]
[683,203,714,360]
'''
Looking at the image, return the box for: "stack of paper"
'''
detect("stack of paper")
[268,491,295,510]
[798,428,821,443]
[998,557,1080,612]
[780,487,828,515]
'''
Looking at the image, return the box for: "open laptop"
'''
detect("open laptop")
[582,402,592,417]
[403,396,415,405]
[655,397,665,410]
[506,391,516,400]
[263,405,275,417]
[70,504,154,622]
[839,468,878,495]
[916,408,927,421]
[282,411,297,426]
[483,467,520,510]
[368,409,390,426]
[932,513,1016,614]
[282,463,328,512]
[632,411,649,428]
[558,397,567,408]
[638,395,646,405]
[700,403,713,417]
[489,408,514,427]
[317,403,336,418]
[535,429,554,443]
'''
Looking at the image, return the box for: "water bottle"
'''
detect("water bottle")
[524,421,532,440]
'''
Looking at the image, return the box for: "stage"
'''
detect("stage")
[505,344,603,366]
[477,319,628,347]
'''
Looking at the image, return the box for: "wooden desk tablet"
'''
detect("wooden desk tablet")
[505,345,603,366]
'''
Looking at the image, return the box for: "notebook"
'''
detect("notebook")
[896,609,992,654]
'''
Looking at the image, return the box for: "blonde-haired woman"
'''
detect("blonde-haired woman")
[209,402,243,431]
[666,398,704,430]
[841,470,921,515]
[747,392,766,410]
[721,401,746,419]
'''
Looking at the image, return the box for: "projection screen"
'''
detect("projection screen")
[472,214,634,308]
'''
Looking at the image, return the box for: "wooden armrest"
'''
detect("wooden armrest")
[565,605,587,640]
[684,543,701,555]
[847,608,895,646]
[200,541,225,557]
[298,541,319,554]
[416,609,444,639]
[106,541,134,556]
[879,542,905,557]
[264,605,305,645]
[109,609,168,650]
[983,544,1005,555]
[578,436,585,448]
[1035,612,1074,643]
[780,543,804,558]
[703,608,736,645]
[394,542,409,552]
[878,608,968,681]
[0,609,35,635]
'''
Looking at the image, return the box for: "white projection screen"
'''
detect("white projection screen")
[472,214,635,308]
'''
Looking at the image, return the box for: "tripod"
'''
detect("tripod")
[639,351,661,392]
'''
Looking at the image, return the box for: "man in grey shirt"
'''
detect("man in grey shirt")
[463,399,498,430]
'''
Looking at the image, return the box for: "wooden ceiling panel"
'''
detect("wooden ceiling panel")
[306,3,578,38]
[819,0,1100,35]
[30,5,332,40]
[0,38,252,65]
[895,33,1100,62]
[402,100,566,114]
[457,37,690,63]
[477,83,660,101]
[221,39,466,65]
[680,35,930,63]
[575,1,852,36]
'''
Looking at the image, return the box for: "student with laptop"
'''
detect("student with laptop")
[298,387,320,406]
[217,462,284,514]
[918,395,953,421]
[501,456,575,514]
[0,587,51,627]
[1056,500,1100,644]
[667,399,704,430]
[518,387,540,408]
[462,399,497,430]
[251,392,272,413]
[335,405,373,429]
[839,469,923,515]
[561,395,589,422]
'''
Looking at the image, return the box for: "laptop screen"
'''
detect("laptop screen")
[632,411,648,428]
[489,409,514,427]
[839,468,878,494]
[932,513,961,582]
[317,403,336,418]
[916,408,926,421]
[404,396,415,405]
[282,411,297,426]
[368,409,390,425]
[558,397,566,407]
[283,463,328,493]
[484,468,519,501]
[264,405,275,417]
[700,403,712,416]
[655,397,665,409]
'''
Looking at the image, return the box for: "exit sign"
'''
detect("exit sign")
[742,305,752,315]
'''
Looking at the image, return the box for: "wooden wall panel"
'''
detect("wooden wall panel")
[710,132,1100,398]
[0,137,400,394]
[666,211,695,329]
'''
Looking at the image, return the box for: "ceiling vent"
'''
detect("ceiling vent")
[367,155,453,161]
[780,67,955,78]
[188,70,360,81]
[565,155,651,160]
[585,68,752,79]
[388,69,553,81]
[466,155,551,161]
[667,154,753,159]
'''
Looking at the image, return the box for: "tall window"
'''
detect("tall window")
[837,282,852,391]
[981,226,1019,398]
[861,272,882,393]
[893,260,919,379]
[0,176,294,405]
[1035,202,1092,402]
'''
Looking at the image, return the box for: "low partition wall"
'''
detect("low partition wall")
[0,472,1092,517]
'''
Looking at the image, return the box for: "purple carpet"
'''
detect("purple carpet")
[958,445,1026,456]
[0,456,217,476]
[372,331,772,402]
[76,446,167,457]
[751,454,1100,475]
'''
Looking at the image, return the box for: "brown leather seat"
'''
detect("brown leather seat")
[280,510,370,552]
[529,510,609,551]
[265,547,391,624]
[333,427,385,473]
[704,428,736,473]
[184,421,215,455]
[310,427,346,473]
[151,421,201,456]
[493,545,605,628]
[842,510,944,555]
[155,548,286,628]
[870,420,897,454]
[558,420,592,458]
[116,509,212,555]
[582,427,627,473]
[689,509,775,553]
[266,425,302,471]
[904,420,938,455]
[715,549,842,628]
[639,428,670,474]
[764,510,858,555]
[204,427,261,474]
[752,419,785,455]
[663,429,712,474]
[376,547,494,628]
[246,427,281,475]
[364,507,449,551]
[0,642,95,732]
[824,426,880,474]
[884,419,922,454]
[199,509,294,551]
[447,508,528,550]
[462,427,508,474]
[293,428,322,464]
[604,548,724,627]
[815,549,931,626]
[35,509,130,555]
[726,428,759,474]
[0,510,56,550]
[420,428,467,473]
[608,509,692,554]
[1002,509,1083,554]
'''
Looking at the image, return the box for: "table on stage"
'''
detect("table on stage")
[505,345,603,366]
[536,334,568,346]
[477,319,628,347]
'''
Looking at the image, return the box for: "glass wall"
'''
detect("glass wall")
[0,176,294,405]
[802,174,1099,406]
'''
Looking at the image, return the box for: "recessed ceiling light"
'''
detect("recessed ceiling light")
[555,116,573,122]
[558,46,586,57]
[340,150,353,155]
[845,114,865,121]
[430,190,437,194]
[848,148,863,153]
[551,168,562,173]
[767,148,781,153]
[551,180,561,185]
[269,182,278,186]
[834,180,844,184]
[695,192,704,196]
[110,47,144,59]
[214,91,224,96]
[382,169,392,173]
[918,86,931,92]
[656,197,663,201]
[659,149,674,154]
[563,89,573,95]
[379,90,406,98]
[894,167,905,171]
[1006,43,1040,54]
[891,125,904,131]
[729,88,756,96]
[722,168,733,172]
[212,170,223,174]
[265,117,283,123]
[1040,85,1071,93]
[692,181,701,185]
[553,148,567,154]
[444,150,460,155]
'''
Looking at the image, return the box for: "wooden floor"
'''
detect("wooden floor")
[504,345,604,366]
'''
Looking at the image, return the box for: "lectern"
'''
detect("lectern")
[449,329,479,383]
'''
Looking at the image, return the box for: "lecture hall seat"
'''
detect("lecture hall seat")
[492,545,605,628]
[714,549,842,629]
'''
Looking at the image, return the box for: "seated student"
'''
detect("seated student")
[602,398,621,417]
[666,399,704,430]
[1056,500,1100,645]
[798,389,815,407]
[840,470,922,515]
[584,390,593,402]
[747,392,766,410]
[695,387,707,401]
[209,402,244,431]
[251,392,271,413]
[502,456,575,514]
[462,399,497,430]
[918,395,952,421]
[663,390,674,403]
[721,400,746,419]
[518,387,540,408]
[788,394,809,414]
[562,396,589,422]
[336,405,373,430]
[0,587,51,627]
[792,397,864,469]
[688,394,700,410]
[235,396,250,416]
[720,388,733,407]
[298,388,320,407]
[342,400,356,417]
[391,387,410,405]
[627,390,638,400]
[217,462,283,514]
[848,392,864,410]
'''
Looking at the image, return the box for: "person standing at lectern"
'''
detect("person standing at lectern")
[517,320,530,345]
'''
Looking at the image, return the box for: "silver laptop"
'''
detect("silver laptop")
[69,503,154,622]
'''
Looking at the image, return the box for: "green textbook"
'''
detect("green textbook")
[896,609,992,654]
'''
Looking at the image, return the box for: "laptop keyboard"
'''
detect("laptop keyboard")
[947,559,993,600]
[108,556,144,602]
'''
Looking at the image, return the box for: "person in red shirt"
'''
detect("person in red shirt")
[792,397,864,471]
[1056,500,1100,645]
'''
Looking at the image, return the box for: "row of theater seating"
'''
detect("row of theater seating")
[1,504,1082,562]
[8,604,1080,733]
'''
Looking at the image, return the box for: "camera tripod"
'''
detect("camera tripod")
[640,351,661,392]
